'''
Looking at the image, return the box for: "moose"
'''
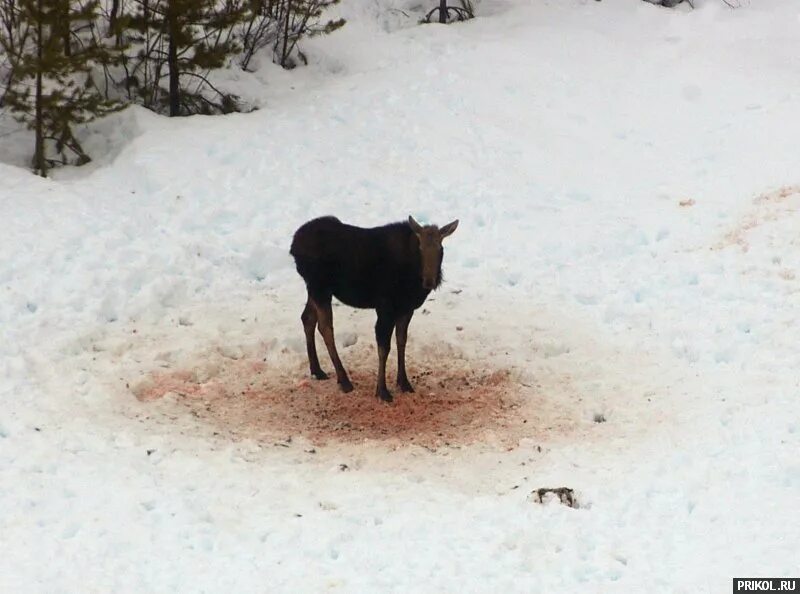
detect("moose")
[290,215,459,402]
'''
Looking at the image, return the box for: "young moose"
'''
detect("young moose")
[290,215,459,402]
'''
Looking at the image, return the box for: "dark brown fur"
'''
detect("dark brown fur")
[290,215,458,402]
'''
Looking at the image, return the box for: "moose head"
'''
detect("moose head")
[408,215,459,290]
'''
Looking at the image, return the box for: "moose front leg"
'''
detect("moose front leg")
[374,310,396,402]
[395,311,414,393]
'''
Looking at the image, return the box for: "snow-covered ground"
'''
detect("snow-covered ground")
[2,0,799,591]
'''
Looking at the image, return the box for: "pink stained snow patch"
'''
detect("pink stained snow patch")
[132,370,207,402]
[131,350,581,449]
[714,184,800,252]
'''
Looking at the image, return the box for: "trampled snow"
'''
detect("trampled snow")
[1,0,799,592]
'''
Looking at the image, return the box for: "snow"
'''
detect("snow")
[2,0,799,591]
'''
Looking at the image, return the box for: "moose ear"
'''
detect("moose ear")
[439,219,459,239]
[408,215,424,234]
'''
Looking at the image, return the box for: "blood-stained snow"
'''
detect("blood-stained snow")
[1,1,799,592]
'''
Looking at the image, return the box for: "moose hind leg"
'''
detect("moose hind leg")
[375,311,395,402]
[301,299,328,380]
[395,312,414,393]
[312,297,353,393]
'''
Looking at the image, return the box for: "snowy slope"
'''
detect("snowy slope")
[2,0,799,592]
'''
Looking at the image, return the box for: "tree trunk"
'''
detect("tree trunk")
[34,0,45,177]
[109,0,120,33]
[281,0,292,67]
[60,1,70,56]
[110,0,123,46]
[439,0,447,23]
[167,3,179,116]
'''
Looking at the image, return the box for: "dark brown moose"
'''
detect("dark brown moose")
[290,215,459,402]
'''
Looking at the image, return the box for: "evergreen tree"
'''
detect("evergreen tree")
[1,0,31,107]
[273,0,343,69]
[238,0,344,71]
[123,0,247,116]
[1,0,121,176]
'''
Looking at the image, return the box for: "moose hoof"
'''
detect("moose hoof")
[376,387,393,403]
[312,370,329,380]
[339,379,354,393]
[397,379,414,393]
